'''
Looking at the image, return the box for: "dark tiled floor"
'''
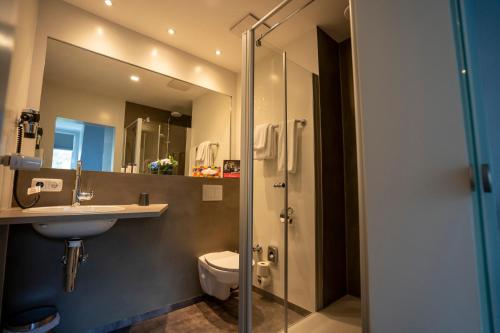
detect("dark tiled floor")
[114,292,305,333]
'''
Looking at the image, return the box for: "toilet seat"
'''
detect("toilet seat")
[204,251,239,272]
[198,251,255,300]
[198,251,239,300]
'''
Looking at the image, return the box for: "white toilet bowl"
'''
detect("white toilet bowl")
[198,251,240,301]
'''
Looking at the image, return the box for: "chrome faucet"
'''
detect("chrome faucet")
[72,160,94,206]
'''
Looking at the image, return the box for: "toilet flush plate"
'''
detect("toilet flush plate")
[202,185,223,201]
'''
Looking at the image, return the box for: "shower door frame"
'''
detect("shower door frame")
[239,1,370,333]
[240,32,290,333]
[239,18,291,333]
[238,1,311,332]
[239,28,255,333]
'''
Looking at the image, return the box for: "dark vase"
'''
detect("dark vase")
[160,169,173,175]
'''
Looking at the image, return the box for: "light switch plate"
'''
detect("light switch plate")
[202,185,223,201]
[31,178,63,192]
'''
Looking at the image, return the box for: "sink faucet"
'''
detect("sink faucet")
[72,160,94,206]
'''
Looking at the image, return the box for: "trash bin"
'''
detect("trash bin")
[3,306,60,333]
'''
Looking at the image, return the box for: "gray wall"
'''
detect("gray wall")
[3,169,239,332]
[352,0,481,332]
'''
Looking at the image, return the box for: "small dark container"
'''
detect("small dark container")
[138,192,149,206]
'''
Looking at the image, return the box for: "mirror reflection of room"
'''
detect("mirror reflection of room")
[39,38,231,176]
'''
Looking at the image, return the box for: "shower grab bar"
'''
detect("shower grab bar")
[256,0,316,45]
[251,0,293,30]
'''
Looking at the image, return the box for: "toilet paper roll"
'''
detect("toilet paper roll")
[256,261,271,277]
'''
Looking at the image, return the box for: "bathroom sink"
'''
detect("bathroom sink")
[32,218,117,239]
[23,205,125,214]
[24,205,124,238]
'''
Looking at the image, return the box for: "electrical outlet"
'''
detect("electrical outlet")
[202,185,223,201]
[31,178,63,192]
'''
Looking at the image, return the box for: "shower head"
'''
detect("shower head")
[170,112,182,118]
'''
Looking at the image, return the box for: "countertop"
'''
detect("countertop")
[0,203,168,225]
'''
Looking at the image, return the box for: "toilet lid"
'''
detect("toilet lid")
[205,251,239,272]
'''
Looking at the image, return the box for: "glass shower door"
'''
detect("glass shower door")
[283,57,316,329]
[123,118,161,173]
[450,0,500,330]
[252,43,287,333]
[250,43,316,332]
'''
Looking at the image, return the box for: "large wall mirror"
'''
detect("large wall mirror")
[39,38,232,176]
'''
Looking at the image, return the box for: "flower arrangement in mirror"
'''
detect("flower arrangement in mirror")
[148,155,178,175]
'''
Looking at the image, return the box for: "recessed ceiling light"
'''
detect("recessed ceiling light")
[130,75,140,82]
[151,48,158,56]
[215,49,222,56]
[167,28,176,36]
[104,0,112,7]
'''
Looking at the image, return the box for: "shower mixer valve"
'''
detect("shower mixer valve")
[252,244,263,254]
[280,207,294,224]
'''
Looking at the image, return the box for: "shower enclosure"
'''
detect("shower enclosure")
[123,117,186,174]
[239,1,318,331]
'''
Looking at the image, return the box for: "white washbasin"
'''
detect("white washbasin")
[24,205,124,238]
[23,205,125,214]
[32,219,117,239]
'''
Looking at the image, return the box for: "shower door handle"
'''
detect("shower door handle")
[273,182,286,188]
[481,164,493,193]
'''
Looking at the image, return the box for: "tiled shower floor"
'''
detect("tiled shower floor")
[113,292,305,333]
[287,296,361,333]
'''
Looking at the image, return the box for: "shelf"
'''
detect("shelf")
[0,204,168,225]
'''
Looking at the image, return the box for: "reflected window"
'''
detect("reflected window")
[52,117,115,172]
[52,132,75,169]
[52,149,73,169]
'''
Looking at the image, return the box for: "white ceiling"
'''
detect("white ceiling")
[62,0,350,72]
[44,38,213,114]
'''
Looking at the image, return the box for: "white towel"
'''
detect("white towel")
[254,124,268,150]
[254,124,276,160]
[195,141,212,166]
[278,120,299,173]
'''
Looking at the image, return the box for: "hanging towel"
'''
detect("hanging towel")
[195,141,211,166]
[278,120,299,173]
[254,124,276,160]
[254,124,269,150]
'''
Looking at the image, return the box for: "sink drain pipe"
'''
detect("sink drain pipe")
[61,239,87,292]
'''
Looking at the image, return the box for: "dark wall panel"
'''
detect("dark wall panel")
[3,169,239,333]
[316,28,347,305]
[340,39,360,298]
[124,102,191,128]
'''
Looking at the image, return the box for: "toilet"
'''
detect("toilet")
[198,251,240,301]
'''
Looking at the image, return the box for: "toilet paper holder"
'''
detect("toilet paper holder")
[267,246,278,264]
